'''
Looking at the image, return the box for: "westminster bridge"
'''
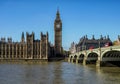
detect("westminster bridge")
[68,45,120,67]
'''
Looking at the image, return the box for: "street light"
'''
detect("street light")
[99,40,101,48]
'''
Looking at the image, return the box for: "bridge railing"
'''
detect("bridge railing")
[69,45,120,57]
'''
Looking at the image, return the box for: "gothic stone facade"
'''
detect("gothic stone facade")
[70,35,112,53]
[0,10,62,60]
[0,32,51,60]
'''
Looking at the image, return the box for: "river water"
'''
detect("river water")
[0,62,120,84]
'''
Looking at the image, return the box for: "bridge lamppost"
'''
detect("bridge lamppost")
[98,40,101,52]
[99,40,101,48]
[82,46,84,51]
[85,45,86,50]
[82,45,86,51]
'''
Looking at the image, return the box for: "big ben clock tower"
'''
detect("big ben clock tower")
[54,9,62,56]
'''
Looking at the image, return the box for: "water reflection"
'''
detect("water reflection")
[0,62,120,84]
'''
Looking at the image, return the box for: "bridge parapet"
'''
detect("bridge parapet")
[101,45,120,51]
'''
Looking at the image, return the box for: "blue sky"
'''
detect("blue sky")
[0,0,120,50]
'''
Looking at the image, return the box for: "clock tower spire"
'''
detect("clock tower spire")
[54,9,62,56]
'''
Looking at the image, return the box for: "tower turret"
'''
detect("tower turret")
[21,32,25,42]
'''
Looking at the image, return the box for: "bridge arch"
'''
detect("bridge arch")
[71,55,77,62]
[87,50,99,56]
[82,52,99,64]
[74,55,77,59]
[87,52,99,61]
[78,54,85,60]
[69,55,73,61]
[68,55,74,62]
[69,55,73,59]
[101,49,120,61]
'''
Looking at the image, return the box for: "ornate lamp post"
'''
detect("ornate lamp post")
[99,40,101,48]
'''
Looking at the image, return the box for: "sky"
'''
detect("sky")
[0,0,120,50]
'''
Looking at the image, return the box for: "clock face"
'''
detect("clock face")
[56,24,60,28]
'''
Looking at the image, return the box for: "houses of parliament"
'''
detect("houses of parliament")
[0,10,63,60]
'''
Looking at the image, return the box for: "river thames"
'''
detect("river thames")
[0,62,120,84]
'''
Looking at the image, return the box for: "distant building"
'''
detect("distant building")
[70,35,112,53]
[113,35,120,45]
[69,42,76,54]
[0,10,63,60]
[117,35,120,44]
